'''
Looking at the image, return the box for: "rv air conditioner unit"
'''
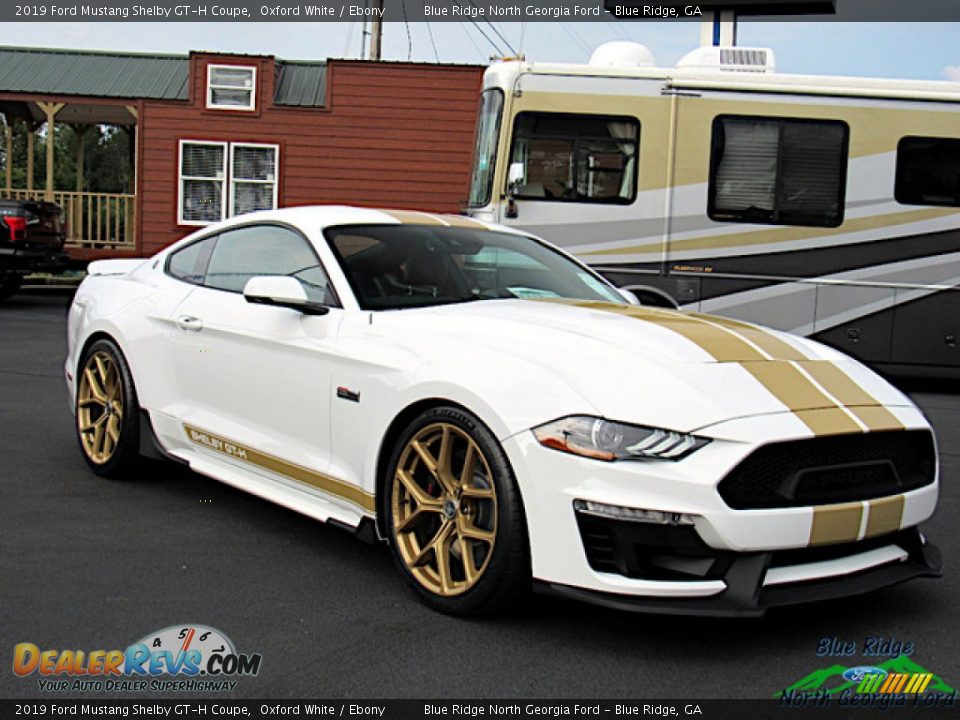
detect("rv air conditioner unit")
[675,46,776,73]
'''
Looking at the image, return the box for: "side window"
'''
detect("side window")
[509,113,639,204]
[167,235,217,284]
[709,115,848,228]
[204,225,337,305]
[895,136,960,207]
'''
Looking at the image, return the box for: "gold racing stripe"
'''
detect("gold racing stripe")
[864,495,905,538]
[554,300,767,361]
[809,502,864,546]
[797,361,904,431]
[687,312,808,362]
[441,215,489,229]
[183,424,376,513]
[742,363,863,435]
[541,299,901,435]
[380,209,447,226]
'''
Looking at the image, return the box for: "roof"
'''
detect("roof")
[274,61,328,107]
[485,58,960,104]
[0,46,189,100]
[0,46,329,107]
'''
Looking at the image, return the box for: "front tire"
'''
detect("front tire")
[75,338,141,477]
[385,406,530,615]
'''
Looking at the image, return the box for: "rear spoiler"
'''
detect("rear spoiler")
[86,259,147,276]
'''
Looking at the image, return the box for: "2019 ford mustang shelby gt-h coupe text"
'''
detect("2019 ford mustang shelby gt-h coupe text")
[66,206,941,616]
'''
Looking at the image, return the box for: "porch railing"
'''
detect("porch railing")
[4,189,136,250]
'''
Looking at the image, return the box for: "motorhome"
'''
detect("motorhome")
[466,42,960,374]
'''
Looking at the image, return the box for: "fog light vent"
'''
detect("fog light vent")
[573,499,696,525]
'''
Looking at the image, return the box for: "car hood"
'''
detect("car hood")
[372,298,914,434]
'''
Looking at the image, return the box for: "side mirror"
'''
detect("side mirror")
[505,163,525,219]
[243,276,329,316]
[507,162,525,193]
[617,288,641,306]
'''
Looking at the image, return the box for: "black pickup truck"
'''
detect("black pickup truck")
[0,198,68,302]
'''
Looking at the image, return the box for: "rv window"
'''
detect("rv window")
[468,89,505,208]
[508,113,638,204]
[709,115,848,228]
[895,137,960,207]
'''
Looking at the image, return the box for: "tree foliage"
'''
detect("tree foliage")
[0,118,132,194]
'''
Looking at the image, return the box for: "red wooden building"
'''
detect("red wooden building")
[0,47,484,259]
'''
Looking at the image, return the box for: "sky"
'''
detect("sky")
[6,20,960,81]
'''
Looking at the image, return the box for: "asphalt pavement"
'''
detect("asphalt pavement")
[1,292,958,700]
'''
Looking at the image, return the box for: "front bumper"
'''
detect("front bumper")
[536,528,941,617]
[502,408,940,613]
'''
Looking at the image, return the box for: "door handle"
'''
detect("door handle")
[176,315,203,332]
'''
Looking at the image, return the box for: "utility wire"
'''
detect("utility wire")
[342,21,356,57]
[462,0,513,55]
[560,22,591,57]
[425,22,441,62]
[484,19,518,55]
[402,0,412,60]
[457,9,504,56]
[458,21,487,61]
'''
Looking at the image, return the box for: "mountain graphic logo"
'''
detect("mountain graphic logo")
[778,655,955,698]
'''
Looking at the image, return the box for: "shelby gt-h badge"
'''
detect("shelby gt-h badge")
[65,206,941,616]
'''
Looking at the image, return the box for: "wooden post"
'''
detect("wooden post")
[73,124,87,192]
[3,115,11,193]
[369,0,384,60]
[26,127,34,191]
[38,102,65,201]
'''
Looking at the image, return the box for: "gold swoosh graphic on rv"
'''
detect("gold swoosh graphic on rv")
[538,299,903,435]
[584,206,960,258]
[183,424,376,513]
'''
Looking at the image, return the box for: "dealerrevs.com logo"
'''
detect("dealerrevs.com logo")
[13,624,262,692]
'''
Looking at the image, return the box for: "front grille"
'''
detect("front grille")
[718,430,936,510]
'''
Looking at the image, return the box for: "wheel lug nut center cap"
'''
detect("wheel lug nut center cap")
[442,498,457,520]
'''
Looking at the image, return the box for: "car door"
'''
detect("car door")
[166,222,343,479]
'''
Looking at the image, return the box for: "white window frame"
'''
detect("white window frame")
[206,64,257,112]
[178,140,280,227]
[178,140,228,227]
[228,142,280,219]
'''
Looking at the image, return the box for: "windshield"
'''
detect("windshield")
[326,224,624,311]
[467,89,504,208]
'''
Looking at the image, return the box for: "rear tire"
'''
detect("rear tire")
[384,405,530,616]
[0,275,23,303]
[75,338,141,477]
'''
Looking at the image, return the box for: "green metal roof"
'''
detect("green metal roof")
[0,46,189,100]
[274,61,328,107]
[0,46,328,107]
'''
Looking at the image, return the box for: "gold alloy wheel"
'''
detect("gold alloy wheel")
[391,422,498,596]
[77,351,124,465]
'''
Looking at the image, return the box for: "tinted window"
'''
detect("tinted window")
[326,224,624,311]
[509,113,639,204]
[709,115,848,228]
[204,224,337,305]
[895,136,960,207]
[167,235,217,284]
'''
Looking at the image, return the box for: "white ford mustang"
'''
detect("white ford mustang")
[65,206,941,616]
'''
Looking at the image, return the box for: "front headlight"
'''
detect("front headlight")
[532,416,710,462]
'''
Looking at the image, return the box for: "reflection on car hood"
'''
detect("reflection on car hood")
[374,298,914,433]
